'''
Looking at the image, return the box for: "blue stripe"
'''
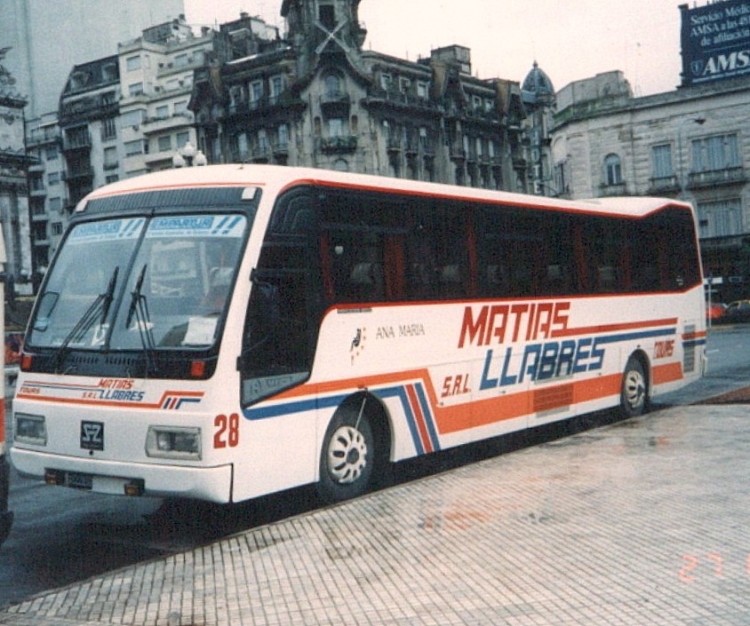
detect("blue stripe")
[375,386,425,455]
[594,327,676,345]
[243,384,430,456]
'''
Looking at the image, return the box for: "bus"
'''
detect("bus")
[0,232,12,545]
[11,165,706,504]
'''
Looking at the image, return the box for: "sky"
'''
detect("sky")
[183,0,685,96]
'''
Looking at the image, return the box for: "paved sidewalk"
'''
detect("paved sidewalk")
[2,404,750,625]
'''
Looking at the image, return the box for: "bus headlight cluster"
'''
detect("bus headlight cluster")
[14,413,47,446]
[146,426,201,460]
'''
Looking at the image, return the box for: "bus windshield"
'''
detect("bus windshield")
[28,214,247,352]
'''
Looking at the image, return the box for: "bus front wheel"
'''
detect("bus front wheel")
[317,407,375,503]
[621,356,648,418]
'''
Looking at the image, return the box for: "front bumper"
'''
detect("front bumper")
[11,447,233,504]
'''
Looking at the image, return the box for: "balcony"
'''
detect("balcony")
[320,135,357,154]
[599,182,628,197]
[141,112,192,135]
[688,167,747,189]
[27,128,61,147]
[364,89,438,114]
[320,91,351,118]
[62,132,91,153]
[648,175,679,195]
[65,165,95,182]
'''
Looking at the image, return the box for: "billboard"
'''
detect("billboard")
[680,0,750,86]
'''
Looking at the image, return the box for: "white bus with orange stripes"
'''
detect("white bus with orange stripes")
[11,165,706,504]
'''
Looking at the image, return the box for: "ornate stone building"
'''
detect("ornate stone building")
[189,0,527,191]
[0,48,32,292]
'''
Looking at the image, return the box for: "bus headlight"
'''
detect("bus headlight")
[146,426,201,460]
[14,413,47,446]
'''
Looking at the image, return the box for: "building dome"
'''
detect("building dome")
[522,61,555,106]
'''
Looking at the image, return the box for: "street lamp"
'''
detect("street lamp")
[172,140,207,168]
[676,116,706,197]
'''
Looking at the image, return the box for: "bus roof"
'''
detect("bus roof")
[80,164,692,219]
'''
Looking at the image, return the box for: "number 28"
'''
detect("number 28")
[214,413,240,448]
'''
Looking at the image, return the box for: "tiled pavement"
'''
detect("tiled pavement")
[1,404,749,625]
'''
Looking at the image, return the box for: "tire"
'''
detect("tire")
[621,356,648,418]
[317,406,375,503]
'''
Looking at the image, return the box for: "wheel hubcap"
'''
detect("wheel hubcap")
[327,425,368,484]
[624,370,645,411]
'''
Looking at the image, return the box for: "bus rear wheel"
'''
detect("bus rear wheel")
[317,407,375,503]
[621,356,648,417]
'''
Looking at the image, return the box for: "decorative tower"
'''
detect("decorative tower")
[281,0,367,75]
[522,61,556,196]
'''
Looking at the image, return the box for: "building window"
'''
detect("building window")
[51,222,63,236]
[324,74,342,97]
[101,117,117,141]
[103,146,118,169]
[651,144,673,179]
[329,118,344,137]
[697,199,743,238]
[277,124,289,150]
[692,133,740,172]
[257,129,269,154]
[102,63,118,82]
[121,110,145,127]
[319,2,336,29]
[250,80,263,103]
[47,172,59,185]
[417,81,429,98]
[126,56,141,71]
[45,146,58,161]
[49,197,62,212]
[229,86,245,107]
[380,73,393,91]
[158,135,172,152]
[125,140,145,156]
[176,131,189,148]
[128,82,143,97]
[237,132,249,161]
[399,77,411,94]
[604,154,622,186]
[270,75,284,99]
[174,100,188,114]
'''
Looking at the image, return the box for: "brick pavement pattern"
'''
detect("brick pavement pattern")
[1,405,750,625]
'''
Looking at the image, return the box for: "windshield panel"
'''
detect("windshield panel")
[27,214,248,352]
[109,214,247,350]
[27,218,145,348]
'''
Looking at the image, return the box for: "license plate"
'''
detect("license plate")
[67,472,93,490]
[80,421,104,451]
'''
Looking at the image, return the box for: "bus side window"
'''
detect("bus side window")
[406,203,469,301]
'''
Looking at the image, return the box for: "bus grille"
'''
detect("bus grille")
[534,383,574,414]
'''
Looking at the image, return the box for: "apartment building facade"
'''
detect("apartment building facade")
[24,17,215,270]
[0,56,32,291]
[188,0,528,190]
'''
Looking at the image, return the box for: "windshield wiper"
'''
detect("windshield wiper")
[54,267,119,372]
[126,263,157,373]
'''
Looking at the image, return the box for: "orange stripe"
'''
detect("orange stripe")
[553,317,678,338]
[653,362,683,385]
[406,385,433,453]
